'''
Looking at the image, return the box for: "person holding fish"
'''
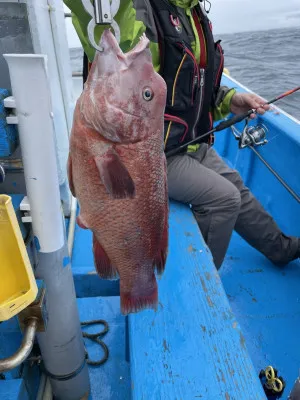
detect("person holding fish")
[65,0,300,291]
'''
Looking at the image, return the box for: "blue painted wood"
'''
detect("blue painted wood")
[218,76,300,238]
[77,297,130,400]
[214,74,300,396]
[73,267,119,298]
[221,232,300,398]
[72,225,120,297]
[0,379,22,400]
[0,317,22,380]
[0,89,18,157]
[129,202,266,400]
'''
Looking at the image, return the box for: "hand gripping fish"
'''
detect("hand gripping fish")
[67,30,169,315]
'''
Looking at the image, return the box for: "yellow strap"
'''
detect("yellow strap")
[165,55,187,149]
[164,122,173,148]
[172,54,187,106]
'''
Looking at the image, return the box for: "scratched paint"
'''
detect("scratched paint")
[239,332,246,349]
[163,339,170,353]
[188,244,197,253]
[200,277,208,293]
[185,232,192,237]
[128,202,267,399]
[206,295,214,307]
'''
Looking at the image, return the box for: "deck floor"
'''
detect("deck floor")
[77,297,130,400]
[221,231,300,397]
[72,218,300,398]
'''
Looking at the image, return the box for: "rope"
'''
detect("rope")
[81,320,109,366]
[264,366,284,393]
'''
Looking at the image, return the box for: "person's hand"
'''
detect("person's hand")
[230,93,270,119]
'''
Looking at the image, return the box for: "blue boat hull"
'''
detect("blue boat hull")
[216,74,300,398]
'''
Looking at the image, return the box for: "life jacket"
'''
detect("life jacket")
[149,0,224,152]
[82,1,225,152]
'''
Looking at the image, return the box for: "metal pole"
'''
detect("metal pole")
[4,54,90,400]
[0,318,38,373]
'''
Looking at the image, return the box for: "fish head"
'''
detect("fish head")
[79,29,167,143]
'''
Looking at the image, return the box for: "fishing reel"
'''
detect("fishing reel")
[231,118,268,149]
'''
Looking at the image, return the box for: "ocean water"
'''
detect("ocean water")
[69,27,300,120]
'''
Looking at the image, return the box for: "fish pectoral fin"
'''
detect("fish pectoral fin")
[67,154,76,197]
[154,216,169,277]
[94,150,135,199]
[77,214,89,229]
[93,235,118,280]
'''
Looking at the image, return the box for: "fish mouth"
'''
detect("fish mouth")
[100,29,125,59]
[100,30,150,63]
[126,33,150,58]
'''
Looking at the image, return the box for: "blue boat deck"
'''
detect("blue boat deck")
[71,205,300,399]
[71,202,267,400]
[78,297,130,400]
[222,231,300,397]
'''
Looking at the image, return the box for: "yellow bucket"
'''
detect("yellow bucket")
[0,195,38,321]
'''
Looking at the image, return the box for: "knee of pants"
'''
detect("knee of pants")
[193,184,241,218]
[208,184,242,216]
[227,186,242,215]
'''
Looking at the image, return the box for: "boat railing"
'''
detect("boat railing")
[0,318,38,373]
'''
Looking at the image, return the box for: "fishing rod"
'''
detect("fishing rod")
[165,86,300,158]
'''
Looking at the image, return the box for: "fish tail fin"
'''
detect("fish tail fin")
[93,234,119,280]
[120,272,158,315]
[154,215,169,276]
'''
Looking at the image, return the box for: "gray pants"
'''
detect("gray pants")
[167,144,299,269]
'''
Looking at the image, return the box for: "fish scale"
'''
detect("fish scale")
[67,29,168,315]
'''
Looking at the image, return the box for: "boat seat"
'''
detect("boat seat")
[128,201,266,399]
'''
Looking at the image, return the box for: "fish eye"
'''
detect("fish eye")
[143,87,154,101]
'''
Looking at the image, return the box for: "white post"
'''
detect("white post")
[26,0,73,216]
[4,54,90,399]
[48,0,75,132]
[4,54,64,253]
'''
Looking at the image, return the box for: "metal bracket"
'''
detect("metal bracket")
[20,196,32,223]
[3,96,18,125]
[94,0,112,24]
[81,0,121,52]
[18,285,48,333]
[0,284,47,373]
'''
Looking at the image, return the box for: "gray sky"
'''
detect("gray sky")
[64,0,300,47]
[210,0,300,34]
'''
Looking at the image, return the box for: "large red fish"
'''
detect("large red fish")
[67,30,169,315]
